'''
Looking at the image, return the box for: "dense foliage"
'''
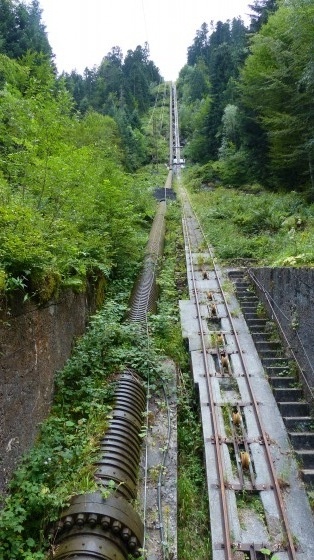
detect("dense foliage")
[240,0,314,191]
[0,0,168,301]
[62,44,162,170]
[0,0,52,60]
[178,17,248,162]
[186,168,314,266]
[0,53,157,300]
[178,0,314,195]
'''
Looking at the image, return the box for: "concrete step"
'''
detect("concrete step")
[243,311,266,320]
[249,328,269,336]
[254,340,282,351]
[264,365,292,376]
[251,332,280,344]
[240,302,259,309]
[295,449,314,469]
[283,416,313,432]
[259,351,284,362]
[233,281,251,289]
[236,296,259,302]
[269,376,295,388]
[261,357,290,367]
[273,387,304,402]
[246,319,268,329]
[279,402,310,417]
[288,432,314,449]
[300,469,314,484]
[234,291,254,298]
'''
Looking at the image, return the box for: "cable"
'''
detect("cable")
[157,381,172,560]
[140,0,149,42]
[247,269,314,400]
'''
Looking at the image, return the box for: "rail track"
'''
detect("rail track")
[179,186,314,559]
[171,82,314,557]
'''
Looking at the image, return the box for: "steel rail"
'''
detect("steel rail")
[182,188,297,560]
[169,84,173,169]
[171,86,229,557]
[181,204,233,560]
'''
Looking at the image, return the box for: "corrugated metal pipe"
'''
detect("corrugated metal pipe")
[128,199,166,322]
[50,370,146,559]
[50,177,170,559]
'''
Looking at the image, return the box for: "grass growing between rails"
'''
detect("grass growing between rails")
[178,368,211,559]
[149,201,211,559]
[186,179,314,266]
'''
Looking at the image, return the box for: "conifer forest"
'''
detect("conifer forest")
[0,1,313,558]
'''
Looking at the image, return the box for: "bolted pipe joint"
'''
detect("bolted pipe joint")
[50,370,146,560]
[51,492,143,559]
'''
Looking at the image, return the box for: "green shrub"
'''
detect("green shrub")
[187,183,314,265]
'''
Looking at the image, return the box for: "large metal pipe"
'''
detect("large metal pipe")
[128,200,166,322]
[50,85,175,560]
[51,371,146,560]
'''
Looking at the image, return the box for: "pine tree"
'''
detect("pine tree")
[0,0,52,59]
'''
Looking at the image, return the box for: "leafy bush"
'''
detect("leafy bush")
[0,56,157,301]
[188,183,314,265]
[0,290,165,559]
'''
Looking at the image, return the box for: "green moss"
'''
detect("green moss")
[30,268,61,303]
[0,268,6,292]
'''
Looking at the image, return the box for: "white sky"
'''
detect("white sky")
[38,0,252,81]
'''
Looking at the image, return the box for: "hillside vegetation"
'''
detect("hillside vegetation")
[0,1,168,304]
[178,0,314,197]
[187,172,314,266]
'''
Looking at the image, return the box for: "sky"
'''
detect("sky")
[38,0,252,81]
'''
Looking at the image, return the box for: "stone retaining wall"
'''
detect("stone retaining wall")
[251,267,314,395]
[0,285,100,495]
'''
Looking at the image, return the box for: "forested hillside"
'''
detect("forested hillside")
[62,43,161,170]
[0,0,164,304]
[178,0,314,195]
[0,1,314,559]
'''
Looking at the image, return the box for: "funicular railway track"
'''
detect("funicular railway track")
[179,190,300,559]
[173,96,314,558]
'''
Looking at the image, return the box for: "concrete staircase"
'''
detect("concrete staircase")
[230,270,314,485]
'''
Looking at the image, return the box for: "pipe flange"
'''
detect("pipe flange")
[52,493,143,558]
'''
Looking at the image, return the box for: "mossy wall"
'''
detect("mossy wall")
[0,282,103,495]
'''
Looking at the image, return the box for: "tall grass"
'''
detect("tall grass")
[188,184,314,266]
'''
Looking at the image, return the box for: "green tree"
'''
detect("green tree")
[178,18,248,162]
[61,43,162,170]
[0,0,52,59]
[249,0,278,32]
[240,0,314,191]
[187,22,209,66]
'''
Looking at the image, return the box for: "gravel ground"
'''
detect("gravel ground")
[138,361,177,560]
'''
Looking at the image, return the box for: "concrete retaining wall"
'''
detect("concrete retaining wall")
[0,284,101,495]
[251,267,314,395]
